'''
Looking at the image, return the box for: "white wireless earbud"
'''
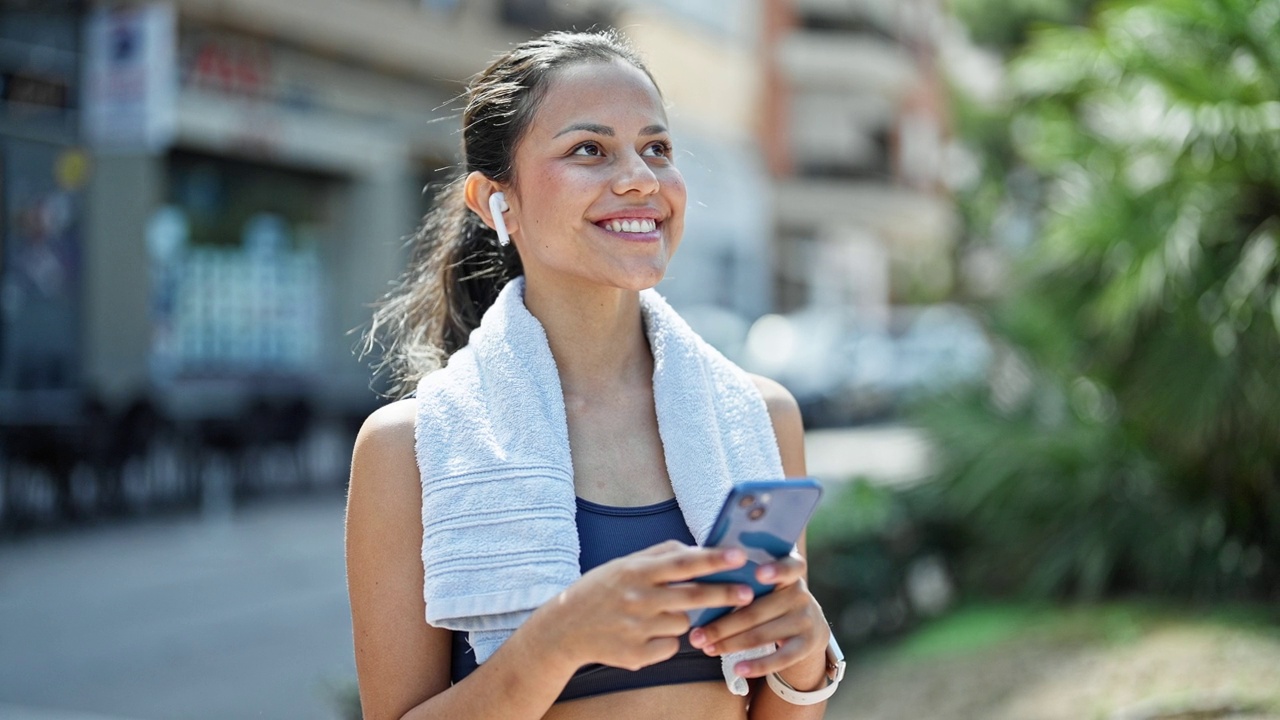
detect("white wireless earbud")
[488,192,511,247]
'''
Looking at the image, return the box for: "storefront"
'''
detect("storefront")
[151,150,336,380]
[81,5,456,415]
[0,2,85,401]
[1,1,480,526]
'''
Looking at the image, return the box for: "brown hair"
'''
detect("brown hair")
[363,29,658,398]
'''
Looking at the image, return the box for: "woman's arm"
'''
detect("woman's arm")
[346,399,577,720]
[345,399,756,720]
[709,376,833,719]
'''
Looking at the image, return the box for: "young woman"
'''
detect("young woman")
[346,30,839,720]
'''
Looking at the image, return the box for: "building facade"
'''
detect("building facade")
[765,0,957,320]
[0,0,86,408]
[76,0,534,418]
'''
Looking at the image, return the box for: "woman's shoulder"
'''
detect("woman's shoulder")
[358,397,418,444]
[746,374,806,475]
[746,373,800,424]
[351,398,419,482]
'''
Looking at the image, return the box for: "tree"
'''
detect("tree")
[917,0,1280,600]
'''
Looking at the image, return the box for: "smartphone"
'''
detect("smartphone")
[687,478,823,628]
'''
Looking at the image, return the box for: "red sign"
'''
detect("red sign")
[184,35,272,97]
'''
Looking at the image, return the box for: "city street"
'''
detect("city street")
[0,426,927,720]
[0,494,357,720]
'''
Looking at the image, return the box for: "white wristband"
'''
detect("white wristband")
[765,635,845,705]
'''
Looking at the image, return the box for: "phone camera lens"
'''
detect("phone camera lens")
[739,495,755,508]
[748,506,766,520]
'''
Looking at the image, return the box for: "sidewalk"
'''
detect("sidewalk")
[0,494,355,720]
[804,424,933,487]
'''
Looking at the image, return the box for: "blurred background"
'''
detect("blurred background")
[0,0,1276,718]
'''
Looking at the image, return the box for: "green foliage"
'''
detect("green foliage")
[950,0,1101,50]
[887,603,1050,661]
[886,600,1280,663]
[807,480,944,647]
[808,477,911,547]
[912,382,1266,599]
[927,0,1280,600]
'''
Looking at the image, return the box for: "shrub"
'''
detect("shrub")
[923,0,1280,602]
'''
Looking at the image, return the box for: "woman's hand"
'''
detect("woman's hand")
[686,551,830,680]
[537,540,758,672]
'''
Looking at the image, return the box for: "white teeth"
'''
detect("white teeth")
[604,218,657,233]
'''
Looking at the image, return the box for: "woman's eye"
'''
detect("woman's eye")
[643,141,672,158]
[572,142,603,157]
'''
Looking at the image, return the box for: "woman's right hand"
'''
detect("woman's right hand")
[537,540,756,672]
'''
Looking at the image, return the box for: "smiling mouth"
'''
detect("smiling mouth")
[596,218,659,234]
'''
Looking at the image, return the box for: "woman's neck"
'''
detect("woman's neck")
[521,274,652,397]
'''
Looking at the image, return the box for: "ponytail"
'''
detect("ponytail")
[364,179,521,399]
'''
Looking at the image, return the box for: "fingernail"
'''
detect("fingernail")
[759,565,776,581]
[689,629,706,647]
[737,586,753,602]
[725,549,745,564]
[734,662,751,677]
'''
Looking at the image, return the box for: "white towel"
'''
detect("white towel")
[414,276,784,695]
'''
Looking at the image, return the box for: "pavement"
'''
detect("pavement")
[0,425,930,720]
[0,494,356,720]
[804,424,932,487]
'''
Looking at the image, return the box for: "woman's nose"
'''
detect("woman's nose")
[612,151,660,196]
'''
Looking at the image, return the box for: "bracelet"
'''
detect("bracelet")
[765,634,845,705]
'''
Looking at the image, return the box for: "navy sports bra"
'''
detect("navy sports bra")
[449,496,724,702]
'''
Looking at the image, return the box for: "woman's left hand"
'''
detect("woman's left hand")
[686,551,829,679]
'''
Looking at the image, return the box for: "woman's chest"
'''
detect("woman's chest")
[563,389,673,506]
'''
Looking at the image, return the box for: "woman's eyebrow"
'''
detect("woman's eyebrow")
[555,122,613,138]
[553,122,669,138]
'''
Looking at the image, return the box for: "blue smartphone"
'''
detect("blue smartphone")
[688,478,824,628]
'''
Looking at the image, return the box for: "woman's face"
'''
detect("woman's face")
[505,59,686,293]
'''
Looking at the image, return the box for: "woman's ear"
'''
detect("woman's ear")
[463,172,519,240]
